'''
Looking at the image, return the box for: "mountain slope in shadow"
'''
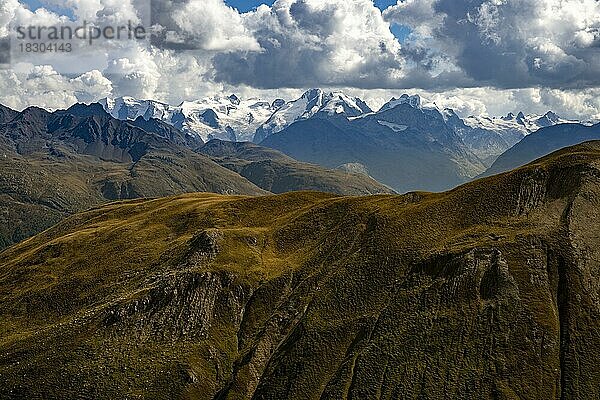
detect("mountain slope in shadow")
[198,139,395,195]
[482,122,600,176]
[261,104,486,193]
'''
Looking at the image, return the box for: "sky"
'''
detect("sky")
[1,0,600,120]
[210,1,400,13]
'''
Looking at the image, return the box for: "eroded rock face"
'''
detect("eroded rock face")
[246,245,561,400]
[103,271,248,341]
[101,179,138,200]
[186,230,223,263]
[101,230,250,342]
[517,168,548,215]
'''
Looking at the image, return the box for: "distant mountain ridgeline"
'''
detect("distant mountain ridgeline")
[482,122,600,177]
[1,92,594,249]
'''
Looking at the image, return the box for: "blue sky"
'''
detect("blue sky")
[23,0,399,13]
[22,0,74,18]
[225,0,399,12]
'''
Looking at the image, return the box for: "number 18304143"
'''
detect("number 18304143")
[18,42,72,53]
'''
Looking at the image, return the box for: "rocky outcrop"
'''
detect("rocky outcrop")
[100,179,138,200]
[516,168,548,215]
[103,271,248,341]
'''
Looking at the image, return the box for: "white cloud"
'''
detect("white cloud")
[71,69,113,100]
[170,0,260,51]
[44,0,143,24]
[0,65,112,110]
[104,45,161,99]
[212,0,405,88]
[538,88,600,121]
[150,0,259,52]
[2,0,67,37]
[382,0,440,37]
[0,0,19,37]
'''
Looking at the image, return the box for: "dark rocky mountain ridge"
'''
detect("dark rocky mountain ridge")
[483,122,600,176]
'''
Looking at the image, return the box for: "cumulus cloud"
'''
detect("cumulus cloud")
[0,0,19,37]
[212,0,405,88]
[382,0,440,37]
[104,43,162,99]
[538,88,600,120]
[2,0,67,37]
[43,0,145,24]
[0,65,112,110]
[151,0,259,51]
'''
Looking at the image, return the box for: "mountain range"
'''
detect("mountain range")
[100,95,282,142]
[2,141,600,398]
[100,90,577,192]
[260,96,487,192]
[448,109,576,166]
[101,90,575,161]
[0,103,393,249]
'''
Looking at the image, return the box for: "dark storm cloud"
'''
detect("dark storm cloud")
[385,0,600,89]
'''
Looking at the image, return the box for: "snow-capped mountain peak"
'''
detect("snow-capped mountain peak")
[501,112,518,121]
[271,99,286,109]
[228,94,241,105]
[379,94,422,112]
[322,92,372,116]
[464,111,576,141]
[100,97,171,122]
[543,111,559,123]
[534,111,571,128]
[253,89,372,143]
[101,95,279,142]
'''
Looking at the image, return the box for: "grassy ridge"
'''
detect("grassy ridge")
[0,144,267,251]
[1,142,600,398]
[0,104,393,251]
